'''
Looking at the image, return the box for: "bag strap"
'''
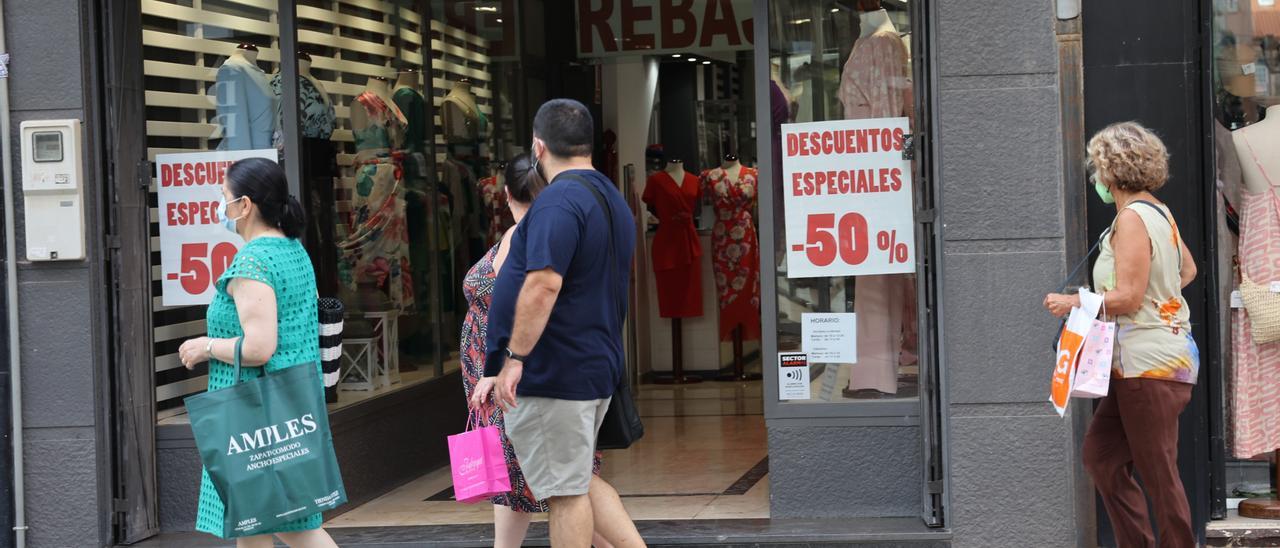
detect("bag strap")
[562,174,628,391]
[562,174,624,324]
[1129,199,1183,266]
[232,336,245,384]
[1055,233,1106,294]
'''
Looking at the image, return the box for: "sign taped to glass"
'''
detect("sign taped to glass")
[780,117,915,279]
[155,149,275,306]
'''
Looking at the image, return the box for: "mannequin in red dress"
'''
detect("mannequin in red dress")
[703,155,763,379]
[644,159,704,383]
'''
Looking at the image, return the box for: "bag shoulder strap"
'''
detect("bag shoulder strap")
[1127,199,1183,266]
[561,174,623,323]
[233,336,245,384]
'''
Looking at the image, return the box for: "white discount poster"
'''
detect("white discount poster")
[156,149,276,306]
[781,117,915,279]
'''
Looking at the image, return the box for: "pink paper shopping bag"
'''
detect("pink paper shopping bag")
[448,415,511,504]
[1070,319,1115,399]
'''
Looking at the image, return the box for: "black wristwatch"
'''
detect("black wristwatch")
[504,347,530,363]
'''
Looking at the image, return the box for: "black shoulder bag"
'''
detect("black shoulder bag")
[564,174,645,450]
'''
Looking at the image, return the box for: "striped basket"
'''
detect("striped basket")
[318,298,345,404]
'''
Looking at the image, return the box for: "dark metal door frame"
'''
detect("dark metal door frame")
[99,0,159,543]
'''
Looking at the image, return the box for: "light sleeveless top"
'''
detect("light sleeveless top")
[1092,201,1199,384]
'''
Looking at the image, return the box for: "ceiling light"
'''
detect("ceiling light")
[687,57,697,62]
[702,61,711,65]
[672,54,681,58]
[495,18,503,22]
[475,6,498,12]
[790,18,811,25]
[831,8,840,12]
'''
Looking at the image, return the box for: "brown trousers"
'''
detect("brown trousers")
[1084,377,1195,548]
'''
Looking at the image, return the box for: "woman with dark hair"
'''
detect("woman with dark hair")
[177,158,338,548]
[461,153,614,548]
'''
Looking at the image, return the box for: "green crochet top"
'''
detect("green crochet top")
[196,236,322,537]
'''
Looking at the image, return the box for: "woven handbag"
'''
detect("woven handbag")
[1240,274,1280,344]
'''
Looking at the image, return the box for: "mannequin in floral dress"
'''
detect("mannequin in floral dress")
[702,156,763,351]
[338,76,414,312]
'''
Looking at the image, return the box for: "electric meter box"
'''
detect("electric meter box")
[20,119,84,261]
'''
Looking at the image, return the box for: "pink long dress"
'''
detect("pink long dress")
[1232,182,1280,458]
[840,28,916,394]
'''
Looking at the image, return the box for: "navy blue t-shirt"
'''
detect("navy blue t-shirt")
[484,169,635,400]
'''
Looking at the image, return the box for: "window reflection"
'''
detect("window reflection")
[769,0,919,403]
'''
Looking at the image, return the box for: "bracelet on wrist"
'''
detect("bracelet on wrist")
[205,338,215,359]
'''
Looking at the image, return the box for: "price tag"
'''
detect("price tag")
[156,149,276,306]
[1232,290,1244,309]
[781,117,916,279]
[1270,282,1280,294]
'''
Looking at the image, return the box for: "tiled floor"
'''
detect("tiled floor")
[327,381,768,528]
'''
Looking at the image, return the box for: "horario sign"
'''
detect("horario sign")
[576,0,754,58]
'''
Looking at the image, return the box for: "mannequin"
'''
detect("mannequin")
[716,154,760,381]
[646,158,704,384]
[441,78,486,280]
[703,154,763,375]
[1230,106,1280,519]
[841,0,915,398]
[441,79,482,141]
[395,67,420,91]
[339,73,413,314]
[213,43,275,151]
[1233,106,1280,197]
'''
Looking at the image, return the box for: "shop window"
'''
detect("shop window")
[768,0,926,405]
[145,0,532,423]
[142,0,288,422]
[1211,0,1280,494]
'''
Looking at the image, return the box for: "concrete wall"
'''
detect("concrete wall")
[5,0,109,546]
[934,0,1081,546]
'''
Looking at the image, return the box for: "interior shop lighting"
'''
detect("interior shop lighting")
[672,53,682,58]
[791,18,812,24]
[832,8,840,12]
[702,61,711,65]
[687,57,698,62]
[475,5,498,12]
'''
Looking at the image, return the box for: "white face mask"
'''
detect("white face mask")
[216,196,246,235]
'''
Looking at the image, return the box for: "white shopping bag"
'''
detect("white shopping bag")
[1050,289,1103,416]
[1070,319,1115,399]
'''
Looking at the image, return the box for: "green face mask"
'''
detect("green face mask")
[1094,181,1116,204]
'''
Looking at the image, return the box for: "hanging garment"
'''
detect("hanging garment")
[300,137,339,297]
[643,171,704,318]
[269,73,336,140]
[1231,138,1280,458]
[840,28,916,394]
[703,167,761,340]
[337,91,414,312]
[838,29,913,121]
[478,175,514,248]
[213,57,276,151]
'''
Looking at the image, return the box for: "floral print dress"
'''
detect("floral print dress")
[460,244,601,512]
[337,91,414,311]
[702,167,762,341]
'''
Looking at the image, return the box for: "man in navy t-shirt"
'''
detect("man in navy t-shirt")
[479,99,642,547]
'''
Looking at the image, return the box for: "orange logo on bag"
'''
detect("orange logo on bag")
[1051,328,1085,411]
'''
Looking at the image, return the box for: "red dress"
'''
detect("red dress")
[478,175,514,247]
[643,170,704,318]
[702,167,762,341]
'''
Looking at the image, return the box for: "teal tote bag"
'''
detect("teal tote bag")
[184,338,347,538]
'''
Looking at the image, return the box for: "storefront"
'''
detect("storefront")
[2,0,1139,546]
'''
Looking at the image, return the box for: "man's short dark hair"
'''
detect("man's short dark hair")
[533,99,594,158]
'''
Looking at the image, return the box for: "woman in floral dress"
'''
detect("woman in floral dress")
[457,154,610,548]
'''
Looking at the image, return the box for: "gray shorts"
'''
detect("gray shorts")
[503,396,611,500]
